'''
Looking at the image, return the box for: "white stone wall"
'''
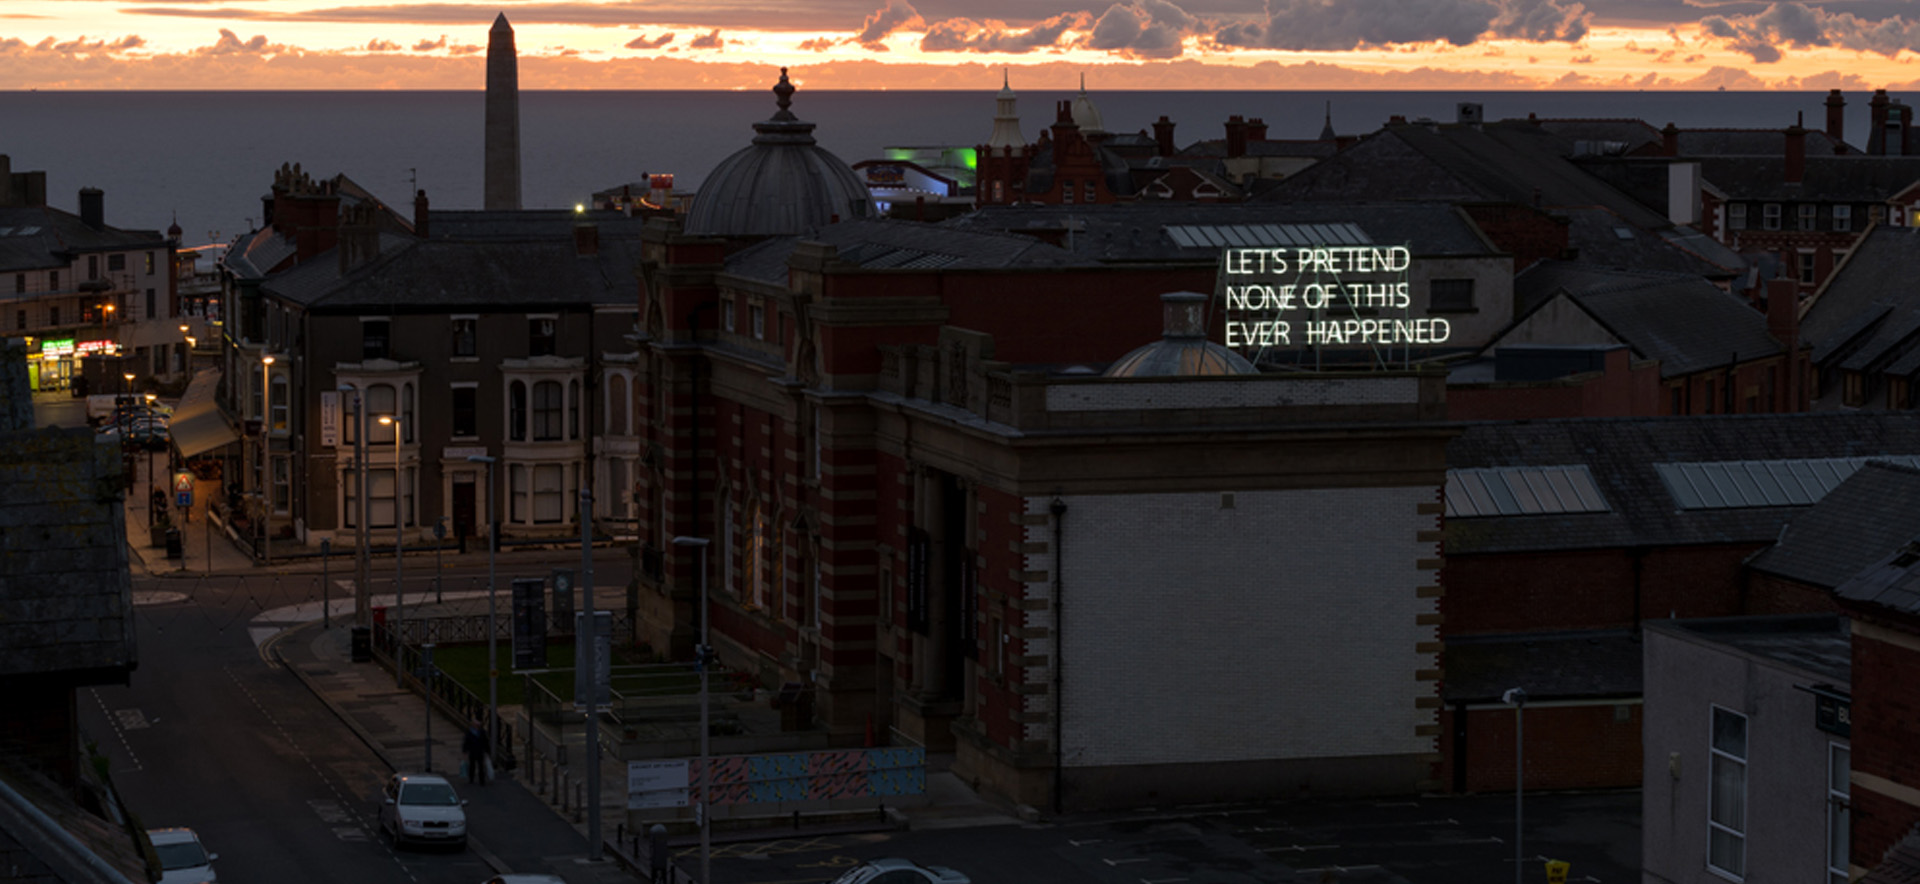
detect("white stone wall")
[1044,376,1420,412]
[1026,486,1436,768]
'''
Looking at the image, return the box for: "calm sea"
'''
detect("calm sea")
[0,90,1872,245]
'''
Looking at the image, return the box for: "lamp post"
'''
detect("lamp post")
[1504,686,1528,884]
[380,414,404,687]
[121,372,135,492]
[466,454,500,757]
[261,354,275,566]
[143,392,157,522]
[179,324,189,375]
[671,535,711,884]
[338,385,371,629]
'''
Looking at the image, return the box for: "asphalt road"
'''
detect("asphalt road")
[694,790,1640,884]
[81,571,619,884]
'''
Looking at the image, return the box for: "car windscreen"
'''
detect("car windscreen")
[153,841,207,869]
[399,782,459,806]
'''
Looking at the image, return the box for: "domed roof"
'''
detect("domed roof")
[1070,73,1105,136]
[685,68,874,237]
[1105,292,1256,378]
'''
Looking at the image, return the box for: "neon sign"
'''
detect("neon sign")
[1219,245,1450,352]
[40,338,75,357]
[75,339,119,356]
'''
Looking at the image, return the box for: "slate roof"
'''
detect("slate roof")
[0,204,166,273]
[223,172,408,280]
[1645,614,1851,683]
[1747,461,1920,589]
[1443,629,1642,702]
[429,209,654,241]
[1697,154,1920,202]
[1862,828,1920,884]
[1833,541,1920,618]
[262,234,641,311]
[1677,129,1850,156]
[945,201,1498,264]
[1256,119,1678,232]
[1445,413,1920,555]
[1179,139,1341,160]
[1801,226,1920,378]
[1558,206,1743,278]
[1511,261,1783,377]
[1533,118,1662,155]
[723,218,1084,283]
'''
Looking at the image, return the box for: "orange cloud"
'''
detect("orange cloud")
[626,32,674,50]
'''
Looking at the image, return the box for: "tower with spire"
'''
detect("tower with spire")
[484,12,522,211]
[976,70,1032,206]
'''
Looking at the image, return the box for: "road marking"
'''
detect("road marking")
[795,855,859,869]
[113,708,150,730]
[1299,865,1382,874]
[87,690,142,773]
[1068,838,1104,846]
[334,826,369,841]
[1260,844,1338,853]
[1103,857,1150,866]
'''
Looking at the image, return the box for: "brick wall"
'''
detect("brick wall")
[1438,702,1642,792]
[1443,545,1761,636]
[1852,626,1920,864]
[1038,486,1437,768]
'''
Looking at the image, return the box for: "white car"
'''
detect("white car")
[378,772,468,849]
[146,827,217,884]
[828,858,970,884]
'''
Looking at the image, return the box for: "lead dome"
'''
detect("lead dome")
[684,68,874,237]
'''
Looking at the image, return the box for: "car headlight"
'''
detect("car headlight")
[401,819,425,831]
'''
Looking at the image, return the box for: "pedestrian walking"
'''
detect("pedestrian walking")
[462,718,488,786]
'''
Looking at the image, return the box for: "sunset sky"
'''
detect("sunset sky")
[3,0,1920,90]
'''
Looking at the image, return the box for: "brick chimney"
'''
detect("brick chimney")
[413,189,430,239]
[1662,122,1680,157]
[78,187,104,230]
[1247,117,1268,141]
[1785,116,1807,184]
[1870,89,1890,155]
[574,220,598,256]
[1826,89,1846,144]
[1152,116,1176,157]
[1224,115,1248,159]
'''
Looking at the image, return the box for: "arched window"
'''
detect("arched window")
[369,384,397,444]
[608,374,628,437]
[533,381,564,441]
[509,381,527,441]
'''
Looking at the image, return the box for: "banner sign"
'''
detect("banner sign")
[676,747,925,807]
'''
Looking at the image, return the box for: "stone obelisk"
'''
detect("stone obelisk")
[484,13,521,210]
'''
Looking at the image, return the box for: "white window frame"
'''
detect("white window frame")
[1762,203,1781,231]
[1708,704,1748,880]
[1829,742,1850,884]
[1833,205,1852,232]
[1799,251,1818,285]
[1798,203,1817,231]
[749,300,766,341]
[721,297,736,333]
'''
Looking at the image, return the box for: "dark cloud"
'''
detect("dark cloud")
[920,12,1085,53]
[854,0,923,48]
[412,35,445,51]
[1084,0,1199,58]
[687,28,723,49]
[1701,2,1920,61]
[366,38,398,51]
[798,37,838,51]
[45,35,146,54]
[625,32,674,49]
[1488,0,1588,42]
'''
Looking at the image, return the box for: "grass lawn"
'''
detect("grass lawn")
[427,642,575,707]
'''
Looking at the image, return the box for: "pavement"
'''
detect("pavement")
[93,394,1024,884]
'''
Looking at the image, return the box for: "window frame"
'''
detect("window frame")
[1829,742,1850,884]
[1799,251,1818,285]
[532,380,564,441]
[1762,203,1781,231]
[451,316,478,359]
[528,314,558,357]
[1798,203,1817,231]
[450,384,479,438]
[1728,204,1747,231]
[1707,705,1748,881]
[1833,205,1852,232]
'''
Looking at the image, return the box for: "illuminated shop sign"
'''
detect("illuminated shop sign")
[1219,245,1449,351]
[41,338,75,357]
[75,339,119,356]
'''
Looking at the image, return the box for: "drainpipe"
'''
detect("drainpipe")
[1050,495,1067,815]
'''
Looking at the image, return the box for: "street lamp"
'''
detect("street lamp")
[337,385,371,629]
[465,454,499,753]
[143,393,158,523]
[380,414,404,687]
[178,324,190,375]
[261,354,275,566]
[1504,686,1528,884]
[670,535,712,884]
[121,372,136,491]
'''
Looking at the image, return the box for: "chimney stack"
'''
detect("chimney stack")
[1785,116,1807,184]
[78,187,104,230]
[1662,122,1680,157]
[1869,89,1890,155]
[0,155,11,207]
[1152,116,1176,157]
[1247,117,1268,141]
[1224,115,1248,159]
[1826,89,1846,144]
[414,190,430,238]
[573,220,599,256]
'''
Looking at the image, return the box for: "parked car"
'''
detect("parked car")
[828,858,970,884]
[146,827,217,884]
[481,876,567,884]
[379,772,468,849]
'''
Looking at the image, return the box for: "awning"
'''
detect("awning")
[170,368,239,458]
